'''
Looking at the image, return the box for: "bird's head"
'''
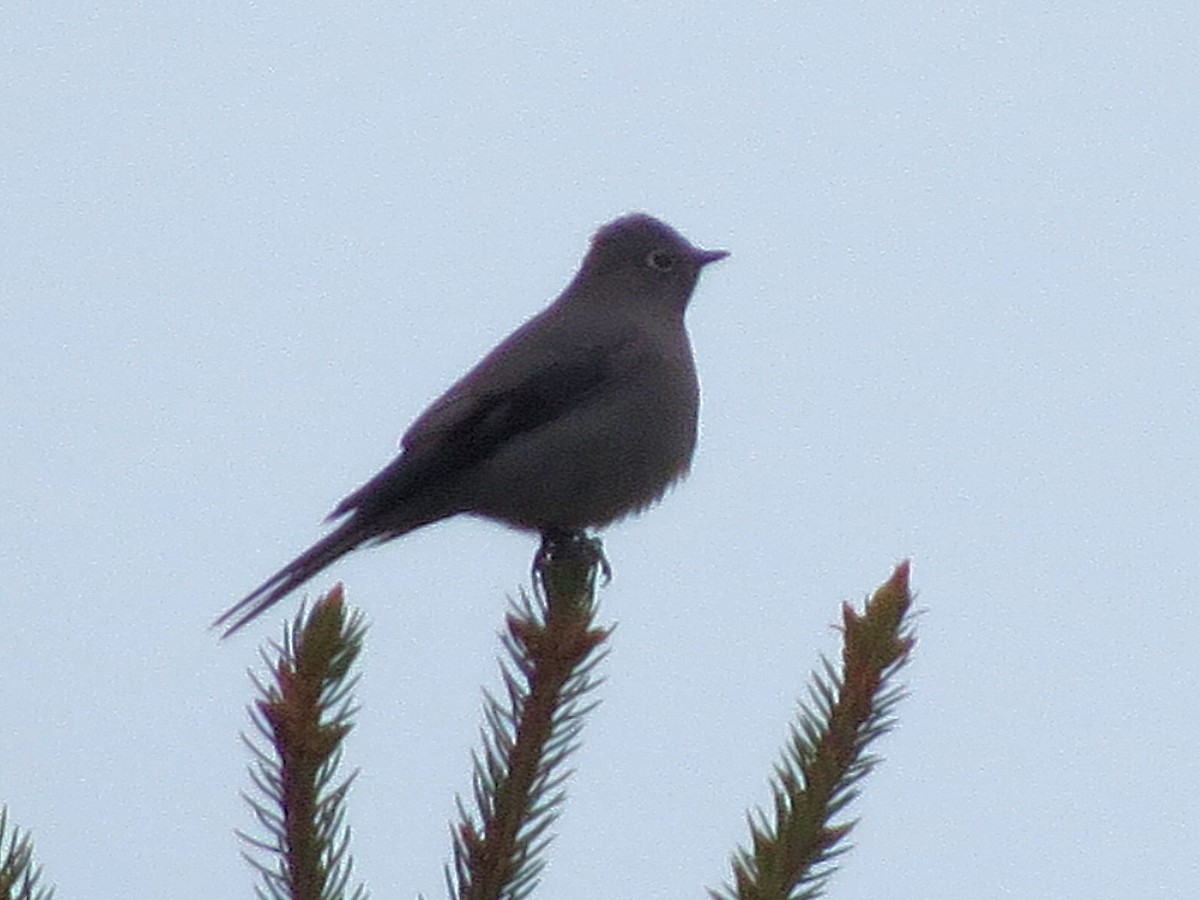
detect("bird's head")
[571,213,728,313]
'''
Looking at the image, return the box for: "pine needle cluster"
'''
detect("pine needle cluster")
[447,534,610,900]
[711,561,914,900]
[240,586,368,900]
[0,808,53,900]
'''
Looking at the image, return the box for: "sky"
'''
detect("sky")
[2,2,1198,898]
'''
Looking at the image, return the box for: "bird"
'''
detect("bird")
[217,213,727,635]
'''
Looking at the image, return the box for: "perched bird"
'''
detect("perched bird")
[217,213,727,635]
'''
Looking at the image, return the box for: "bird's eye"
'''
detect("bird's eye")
[646,250,675,271]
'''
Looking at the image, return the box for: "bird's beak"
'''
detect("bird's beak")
[693,248,730,266]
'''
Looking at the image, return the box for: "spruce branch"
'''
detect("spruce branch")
[0,808,53,900]
[712,561,916,900]
[240,585,368,900]
[447,534,610,900]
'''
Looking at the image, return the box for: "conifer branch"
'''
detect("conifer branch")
[240,585,368,900]
[712,561,915,900]
[447,534,610,900]
[0,808,53,900]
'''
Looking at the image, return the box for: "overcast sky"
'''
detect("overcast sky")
[3,3,1197,898]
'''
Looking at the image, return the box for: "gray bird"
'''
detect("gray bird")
[217,213,727,635]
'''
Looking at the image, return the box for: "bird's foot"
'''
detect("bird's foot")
[533,530,611,595]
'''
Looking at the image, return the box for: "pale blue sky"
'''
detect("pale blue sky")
[3,3,1197,898]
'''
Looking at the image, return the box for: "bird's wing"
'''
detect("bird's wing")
[402,305,628,447]
[328,338,620,521]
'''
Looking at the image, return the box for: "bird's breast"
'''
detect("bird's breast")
[463,330,699,532]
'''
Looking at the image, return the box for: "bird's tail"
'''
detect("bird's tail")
[215,518,372,637]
